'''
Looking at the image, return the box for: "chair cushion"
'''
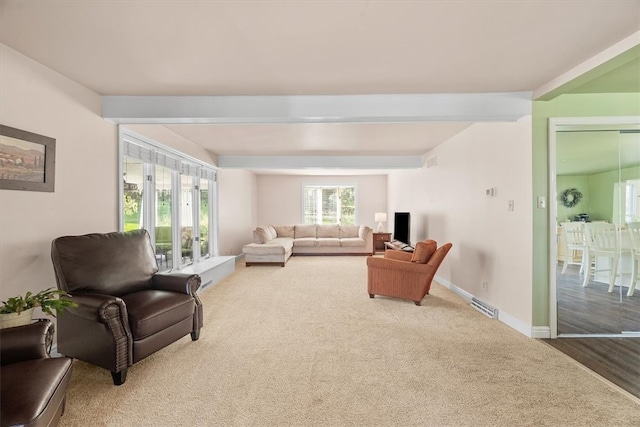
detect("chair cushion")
[122,290,195,340]
[1,358,73,427]
[411,240,437,263]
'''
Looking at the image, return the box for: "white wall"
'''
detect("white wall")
[217,169,257,255]
[256,174,387,228]
[0,44,256,312]
[0,45,118,307]
[388,119,533,332]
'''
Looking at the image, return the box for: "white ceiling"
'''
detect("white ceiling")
[1,1,639,174]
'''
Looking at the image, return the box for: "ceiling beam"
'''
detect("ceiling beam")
[102,92,532,124]
[217,155,423,169]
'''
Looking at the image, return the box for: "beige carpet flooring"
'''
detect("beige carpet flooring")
[59,256,640,426]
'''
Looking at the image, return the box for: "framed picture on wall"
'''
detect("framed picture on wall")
[0,125,56,192]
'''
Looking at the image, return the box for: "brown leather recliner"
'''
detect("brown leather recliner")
[367,240,453,306]
[51,229,203,386]
[1,319,73,427]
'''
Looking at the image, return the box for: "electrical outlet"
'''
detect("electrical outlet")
[508,200,515,211]
[481,280,488,291]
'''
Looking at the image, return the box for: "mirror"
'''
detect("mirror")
[550,118,640,338]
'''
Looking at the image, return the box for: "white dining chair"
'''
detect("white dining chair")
[582,222,620,290]
[627,222,640,296]
[560,222,586,274]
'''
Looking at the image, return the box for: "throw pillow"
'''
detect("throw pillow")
[268,225,277,240]
[256,226,272,244]
[358,225,371,240]
[411,240,437,263]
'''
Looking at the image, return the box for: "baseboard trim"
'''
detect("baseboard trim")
[530,326,551,339]
[435,275,549,338]
[434,275,473,302]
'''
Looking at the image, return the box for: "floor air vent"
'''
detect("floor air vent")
[471,297,498,319]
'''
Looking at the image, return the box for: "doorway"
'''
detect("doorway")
[549,117,640,338]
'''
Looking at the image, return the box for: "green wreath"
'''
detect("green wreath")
[561,188,583,208]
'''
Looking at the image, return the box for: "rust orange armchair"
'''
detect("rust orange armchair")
[367,240,452,305]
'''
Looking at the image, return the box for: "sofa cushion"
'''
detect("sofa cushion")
[339,225,360,238]
[317,238,341,247]
[243,243,288,255]
[268,225,277,239]
[340,237,365,247]
[273,225,295,238]
[294,224,317,238]
[411,240,437,264]
[271,238,294,251]
[255,226,272,244]
[293,238,317,247]
[317,224,340,238]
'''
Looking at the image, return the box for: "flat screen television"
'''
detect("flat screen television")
[394,212,410,245]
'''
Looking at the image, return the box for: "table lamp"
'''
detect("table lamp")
[375,212,387,232]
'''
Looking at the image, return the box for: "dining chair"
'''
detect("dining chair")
[582,222,620,290]
[560,222,586,274]
[626,222,640,296]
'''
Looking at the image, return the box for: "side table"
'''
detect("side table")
[373,232,392,254]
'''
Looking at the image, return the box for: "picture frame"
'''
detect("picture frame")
[0,125,56,192]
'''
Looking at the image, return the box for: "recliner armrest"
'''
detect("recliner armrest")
[63,293,127,323]
[0,319,53,365]
[152,273,201,296]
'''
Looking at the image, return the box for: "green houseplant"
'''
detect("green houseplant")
[0,288,77,329]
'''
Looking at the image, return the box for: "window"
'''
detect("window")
[303,185,356,225]
[199,177,210,257]
[155,164,174,268]
[180,166,196,267]
[120,129,217,271]
[625,179,640,223]
[122,157,144,231]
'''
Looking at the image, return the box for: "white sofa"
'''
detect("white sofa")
[243,224,373,266]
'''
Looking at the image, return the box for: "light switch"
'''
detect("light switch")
[537,196,546,209]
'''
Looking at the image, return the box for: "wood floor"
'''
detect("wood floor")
[547,262,640,399]
[556,263,640,334]
[543,337,640,399]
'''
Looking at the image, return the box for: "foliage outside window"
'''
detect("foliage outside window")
[303,185,356,225]
[200,179,210,256]
[123,157,144,232]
